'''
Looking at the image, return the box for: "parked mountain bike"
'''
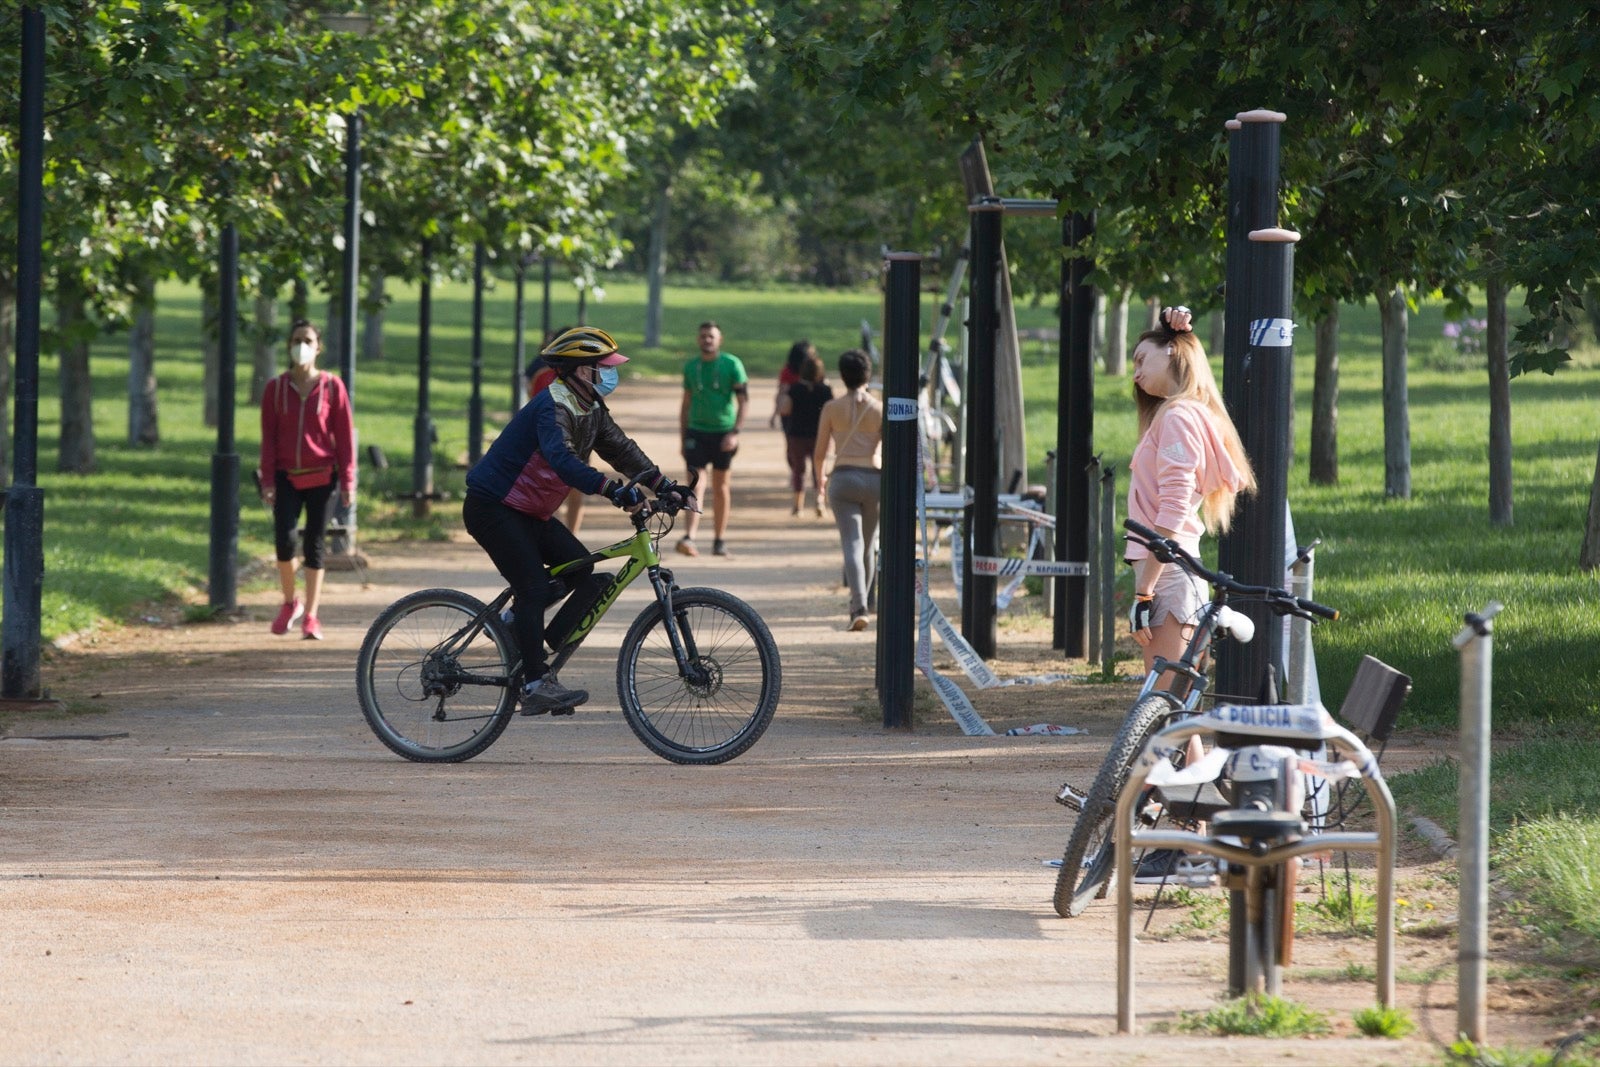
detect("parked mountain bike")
[1052,517,1337,918]
[357,478,782,765]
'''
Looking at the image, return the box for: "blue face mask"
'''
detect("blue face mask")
[595,366,620,396]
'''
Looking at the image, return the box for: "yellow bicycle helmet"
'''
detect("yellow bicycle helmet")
[539,326,628,366]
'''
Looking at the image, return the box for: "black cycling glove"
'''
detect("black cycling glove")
[602,479,645,508]
[1129,596,1154,635]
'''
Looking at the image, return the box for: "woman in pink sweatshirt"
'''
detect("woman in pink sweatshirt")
[1124,306,1255,673]
[258,319,355,640]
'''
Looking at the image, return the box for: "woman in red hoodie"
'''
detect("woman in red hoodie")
[258,319,355,640]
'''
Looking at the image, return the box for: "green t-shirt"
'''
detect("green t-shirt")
[682,352,749,432]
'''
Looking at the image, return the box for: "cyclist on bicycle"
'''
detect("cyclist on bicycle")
[464,326,689,714]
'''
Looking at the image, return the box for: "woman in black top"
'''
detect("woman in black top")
[777,353,834,516]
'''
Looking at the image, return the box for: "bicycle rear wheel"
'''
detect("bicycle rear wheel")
[616,587,781,765]
[1054,694,1172,917]
[357,588,518,763]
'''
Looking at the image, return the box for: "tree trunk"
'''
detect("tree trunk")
[201,282,219,428]
[290,276,309,322]
[56,275,95,473]
[1104,286,1128,376]
[1310,306,1339,485]
[644,183,670,348]
[1089,288,1106,368]
[1145,296,1161,331]
[1581,439,1600,572]
[250,290,277,404]
[0,282,13,486]
[1380,286,1410,499]
[126,277,159,446]
[362,266,385,363]
[1486,276,1513,526]
[1209,309,1225,363]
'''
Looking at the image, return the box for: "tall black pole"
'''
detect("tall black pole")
[879,253,920,729]
[468,240,485,466]
[338,110,361,395]
[962,198,1002,659]
[3,7,47,698]
[1229,229,1298,703]
[208,8,240,613]
[332,106,362,554]
[540,257,552,343]
[1057,211,1095,657]
[512,259,527,412]
[1215,108,1285,704]
[412,238,435,519]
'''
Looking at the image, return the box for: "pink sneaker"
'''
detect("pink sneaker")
[271,599,303,635]
[302,615,323,641]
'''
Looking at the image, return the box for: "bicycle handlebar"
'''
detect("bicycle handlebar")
[1122,518,1339,622]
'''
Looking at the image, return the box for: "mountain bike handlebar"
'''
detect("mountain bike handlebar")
[1122,518,1339,622]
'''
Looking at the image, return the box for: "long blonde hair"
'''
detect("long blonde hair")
[1133,328,1256,533]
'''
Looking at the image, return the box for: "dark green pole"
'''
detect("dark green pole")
[878,253,920,729]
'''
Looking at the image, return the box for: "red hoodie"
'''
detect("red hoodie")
[260,371,355,493]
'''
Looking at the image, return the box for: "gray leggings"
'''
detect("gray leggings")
[827,466,880,616]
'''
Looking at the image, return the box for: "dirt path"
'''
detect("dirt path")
[0,379,1564,1064]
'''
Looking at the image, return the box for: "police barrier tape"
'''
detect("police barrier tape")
[915,561,1077,736]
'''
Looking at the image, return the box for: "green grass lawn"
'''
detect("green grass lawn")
[5,271,1599,737]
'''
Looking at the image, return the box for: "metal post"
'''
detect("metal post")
[207,9,241,612]
[468,240,485,466]
[3,7,47,699]
[1058,210,1094,657]
[1100,464,1116,679]
[1226,228,1298,703]
[1085,455,1101,666]
[962,199,1003,659]
[1285,549,1315,704]
[412,238,435,519]
[332,105,362,556]
[1216,109,1285,704]
[540,258,552,343]
[880,254,921,729]
[512,259,527,412]
[1455,602,1500,1045]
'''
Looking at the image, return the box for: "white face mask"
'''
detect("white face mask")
[292,341,317,366]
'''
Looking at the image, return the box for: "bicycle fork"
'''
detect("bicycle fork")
[649,571,708,687]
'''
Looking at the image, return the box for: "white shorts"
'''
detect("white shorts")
[1149,564,1206,629]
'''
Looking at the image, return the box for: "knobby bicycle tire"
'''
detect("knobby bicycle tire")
[1053,693,1174,918]
[616,587,781,765]
[357,588,519,763]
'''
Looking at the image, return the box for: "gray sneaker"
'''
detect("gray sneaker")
[519,674,589,716]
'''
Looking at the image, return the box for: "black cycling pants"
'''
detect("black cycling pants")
[462,492,590,678]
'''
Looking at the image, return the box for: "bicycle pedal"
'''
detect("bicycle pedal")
[549,706,576,717]
[1055,783,1087,812]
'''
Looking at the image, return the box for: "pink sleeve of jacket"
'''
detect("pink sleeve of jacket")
[259,377,279,484]
[1150,405,1207,535]
[330,377,356,494]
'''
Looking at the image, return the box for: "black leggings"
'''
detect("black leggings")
[462,492,591,678]
[273,472,336,569]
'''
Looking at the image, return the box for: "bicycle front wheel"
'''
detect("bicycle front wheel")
[617,587,781,765]
[1054,693,1172,918]
[357,588,518,763]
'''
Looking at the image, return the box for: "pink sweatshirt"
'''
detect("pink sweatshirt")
[260,371,356,494]
[1125,399,1247,561]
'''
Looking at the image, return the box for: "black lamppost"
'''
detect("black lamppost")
[3,6,47,699]
[322,12,371,560]
[208,5,241,613]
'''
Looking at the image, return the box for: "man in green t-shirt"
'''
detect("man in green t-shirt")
[677,320,748,557]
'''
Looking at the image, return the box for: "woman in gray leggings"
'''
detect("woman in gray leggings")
[813,349,883,631]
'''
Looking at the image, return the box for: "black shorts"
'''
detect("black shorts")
[682,430,737,471]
